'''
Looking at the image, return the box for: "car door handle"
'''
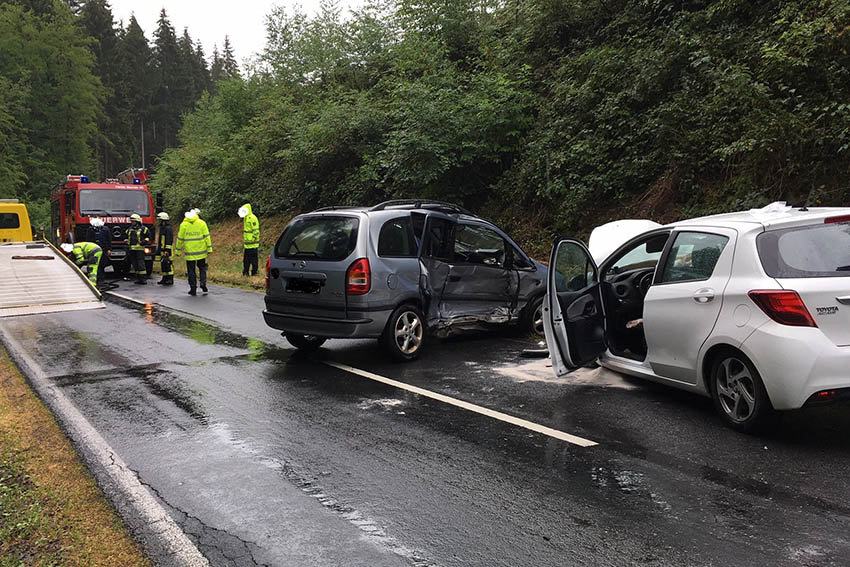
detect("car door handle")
[693,288,715,303]
[837,295,850,305]
[448,275,462,282]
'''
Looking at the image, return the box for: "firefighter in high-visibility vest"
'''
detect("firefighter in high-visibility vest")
[174,208,212,296]
[238,203,260,276]
[126,213,147,284]
[154,212,174,285]
[61,242,102,285]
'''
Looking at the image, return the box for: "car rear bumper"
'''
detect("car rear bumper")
[262,309,387,338]
[741,322,850,410]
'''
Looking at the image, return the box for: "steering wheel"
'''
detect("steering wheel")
[638,271,654,296]
[611,269,654,303]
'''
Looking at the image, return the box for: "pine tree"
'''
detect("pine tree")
[194,40,212,95]
[221,36,241,79]
[150,8,180,158]
[118,15,153,168]
[210,45,224,86]
[78,0,129,178]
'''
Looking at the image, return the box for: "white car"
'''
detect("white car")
[543,203,850,431]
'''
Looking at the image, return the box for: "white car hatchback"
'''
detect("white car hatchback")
[543,203,850,431]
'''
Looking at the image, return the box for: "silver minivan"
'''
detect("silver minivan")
[263,200,547,360]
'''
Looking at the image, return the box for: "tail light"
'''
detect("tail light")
[265,256,271,291]
[824,214,850,224]
[346,258,371,295]
[748,290,817,327]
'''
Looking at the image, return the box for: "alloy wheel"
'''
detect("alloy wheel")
[715,356,757,423]
[394,311,423,355]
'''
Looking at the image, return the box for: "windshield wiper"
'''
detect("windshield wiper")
[836,265,850,271]
[82,209,109,215]
[111,209,139,214]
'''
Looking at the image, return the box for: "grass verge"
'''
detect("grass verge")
[170,213,294,290]
[0,348,150,567]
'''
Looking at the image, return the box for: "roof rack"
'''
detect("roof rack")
[313,205,363,212]
[369,199,473,215]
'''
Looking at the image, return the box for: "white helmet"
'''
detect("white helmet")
[238,205,249,218]
[157,212,170,221]
[130,213,142,222]
[90,217,104,227]
[184,209,198,219]
[60,243,74,253]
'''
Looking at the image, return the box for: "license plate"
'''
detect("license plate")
[286,278,322,294]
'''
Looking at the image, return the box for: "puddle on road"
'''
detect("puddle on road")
[491,357,639,390]
[106,294,289,361]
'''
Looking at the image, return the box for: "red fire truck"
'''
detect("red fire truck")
[50,168,160,275]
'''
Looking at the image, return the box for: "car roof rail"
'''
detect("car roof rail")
[369,199,473,215]
[313,205,363,212]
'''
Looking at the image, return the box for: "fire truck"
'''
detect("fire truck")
[50,168,161,275]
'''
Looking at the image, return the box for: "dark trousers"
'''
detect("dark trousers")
[129,249,146,281]
[243,248,258,275]
[186,258,207,290]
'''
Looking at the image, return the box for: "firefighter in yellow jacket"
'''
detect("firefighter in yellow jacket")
[174,208,212,296]
[60,242,102,285]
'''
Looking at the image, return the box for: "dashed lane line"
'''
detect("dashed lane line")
[323,361,599,448]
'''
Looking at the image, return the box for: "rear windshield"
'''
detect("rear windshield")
[0,213,20,229]
[757,222,850,278]
[275,216,359,261]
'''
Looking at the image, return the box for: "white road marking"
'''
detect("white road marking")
[324,361,598,448]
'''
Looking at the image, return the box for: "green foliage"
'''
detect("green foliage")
[160,0,850,233]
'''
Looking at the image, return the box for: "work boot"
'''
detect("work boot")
[188,289,196,296]
[163,276,174,286]
[201,285,208,295]
[156,278,165,285]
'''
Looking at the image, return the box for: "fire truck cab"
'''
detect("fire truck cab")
[50,169,159,275]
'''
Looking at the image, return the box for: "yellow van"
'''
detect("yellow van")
[0,199,34,242]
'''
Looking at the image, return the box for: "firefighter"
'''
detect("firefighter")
[61,242,102,285]
[85,217,111,284]
[155,212,174,285]
[174,208,212,296]
[126,213,147,285]
[238,203,260,276]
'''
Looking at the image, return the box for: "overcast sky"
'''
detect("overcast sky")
[108,1,360,67]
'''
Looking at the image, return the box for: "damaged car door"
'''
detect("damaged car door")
[419,217,516,335]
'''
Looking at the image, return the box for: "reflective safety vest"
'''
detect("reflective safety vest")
[242,203,260,249]
[71,242,102,265]
[127,224,146,251]
[175,216,212,260]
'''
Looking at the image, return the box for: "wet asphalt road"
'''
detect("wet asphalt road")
[3,279,850,566]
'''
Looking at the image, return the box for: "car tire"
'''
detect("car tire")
[381,304,426,362]
[285,333,327,352]
[521,295,545,337]
[709,350,776,433]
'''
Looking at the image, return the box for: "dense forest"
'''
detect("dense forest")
[0,0,239,227]
[2,0,850,244]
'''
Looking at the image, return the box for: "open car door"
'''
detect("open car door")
[543,239,607,375]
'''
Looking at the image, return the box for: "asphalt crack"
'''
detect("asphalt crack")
[126,465,269,567]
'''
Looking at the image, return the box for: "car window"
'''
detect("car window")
[378,217,416,257]
[275,216,359,260]
[757,221,850,278]
[553,241,596,293]
[0,213,21,229]
[422,217,454,260]
[454,224,506,266]
[659,232,729,283]
[608,233,669,274]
